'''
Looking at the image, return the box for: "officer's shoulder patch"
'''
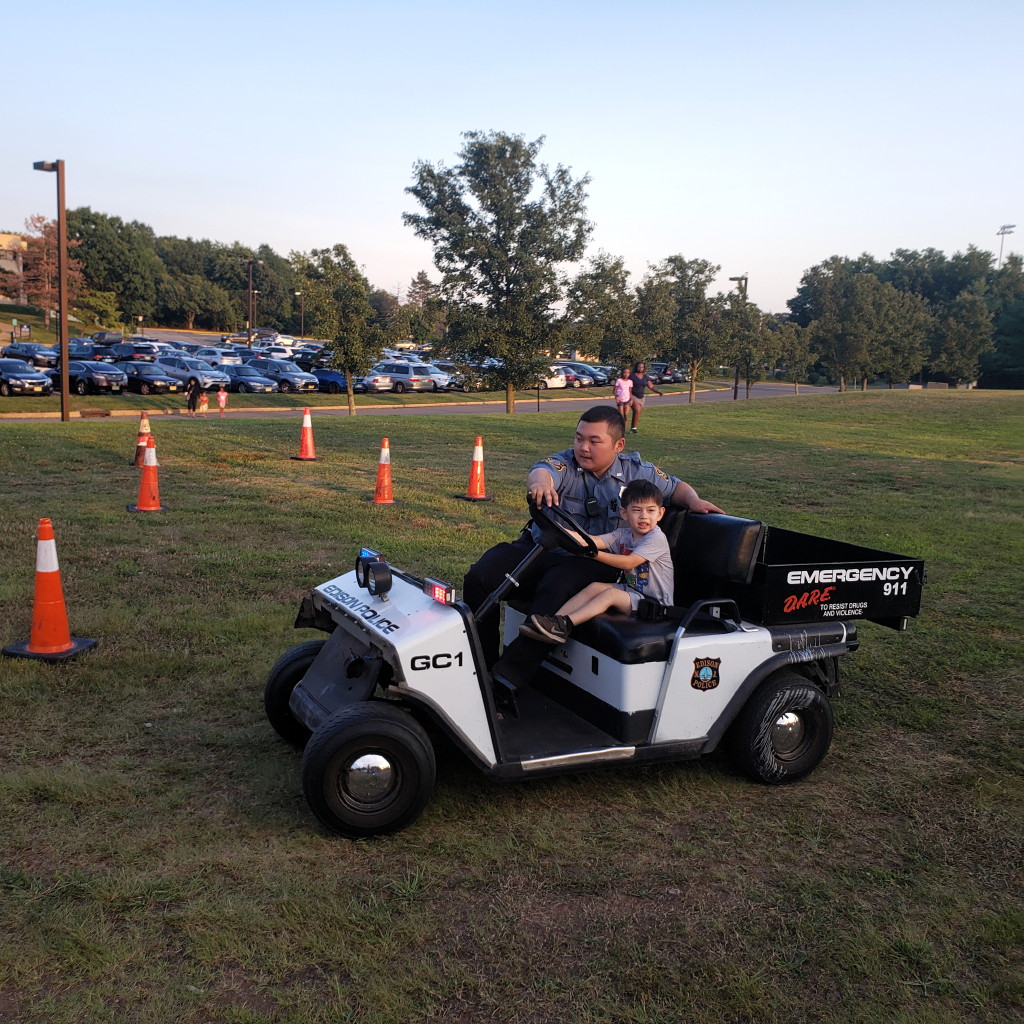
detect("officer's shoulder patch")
[543,456,567,473]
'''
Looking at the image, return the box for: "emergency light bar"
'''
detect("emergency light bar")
[423,578,456,605]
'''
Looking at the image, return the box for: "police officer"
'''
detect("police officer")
[462,405,723,689]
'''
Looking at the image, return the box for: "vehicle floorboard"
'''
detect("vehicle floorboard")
[497,684,622,761]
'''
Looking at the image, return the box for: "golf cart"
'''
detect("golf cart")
[265,504,925,838]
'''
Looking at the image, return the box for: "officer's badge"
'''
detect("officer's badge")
[691,657,721,691]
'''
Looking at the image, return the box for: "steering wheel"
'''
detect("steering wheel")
[529,501,599,558]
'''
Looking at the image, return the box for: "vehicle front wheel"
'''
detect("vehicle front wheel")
[278,381,292,393]
[327,382,341,394]
[728,672,834,784]
[0,382,10,397]
[264,639,327,748]
[237,383,249,393]
[301,702,435,838]
[571,379,582,388]
[140,383,152,395]
[75,379,88,395]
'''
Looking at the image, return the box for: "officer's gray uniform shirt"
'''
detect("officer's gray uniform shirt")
[530,450,681,541]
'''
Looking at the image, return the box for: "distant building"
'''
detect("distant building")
[0,233,27,303]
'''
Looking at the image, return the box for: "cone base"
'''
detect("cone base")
[127,504,169,512]
[290,456,317,461]
[456,494,494,501]
[368,498,399,504]
[3,636,98,662]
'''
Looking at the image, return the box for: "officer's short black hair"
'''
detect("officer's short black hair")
[578,404,624,441]
[620,479,663,508]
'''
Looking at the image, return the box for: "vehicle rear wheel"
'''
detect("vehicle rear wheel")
[301,702,435,838]
[728,672,834,784]
[0,382,10,397]
[538,380,548,389]
[394,382,407,394]
[264,639,327,748]
[75,379,88,395]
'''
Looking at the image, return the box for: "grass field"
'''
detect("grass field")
[0,390,1021,1024]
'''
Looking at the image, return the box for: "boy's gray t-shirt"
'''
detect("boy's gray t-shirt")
[594,524,674,606]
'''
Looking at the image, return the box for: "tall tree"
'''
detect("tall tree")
[291,245,376,415]
[404,131,592,412]
[563,252,639,364]
[16,216,84,327]
[404,271,447,347]
[638,256,722,402]
[932,285,994,386]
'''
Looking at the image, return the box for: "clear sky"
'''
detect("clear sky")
[4,0,1020,313]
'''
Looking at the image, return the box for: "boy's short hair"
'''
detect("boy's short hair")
[620,479,664,508]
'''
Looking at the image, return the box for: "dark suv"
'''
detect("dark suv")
[106,342,160,362]
[90,331,124,346]
[247,358,319,392]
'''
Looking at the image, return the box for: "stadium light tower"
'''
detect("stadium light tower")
[997,225,1015,269]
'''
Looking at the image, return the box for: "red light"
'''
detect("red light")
[423,578,455,604]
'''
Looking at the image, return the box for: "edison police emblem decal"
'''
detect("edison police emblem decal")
[691,657,721,691]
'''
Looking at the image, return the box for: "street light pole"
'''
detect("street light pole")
[728,274,749,401]
[997,224,1015,269]
[294,291,304,340]
[237,258,263,345]
[33,160,70,422]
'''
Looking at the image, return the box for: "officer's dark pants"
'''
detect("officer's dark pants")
[463,534,620,688]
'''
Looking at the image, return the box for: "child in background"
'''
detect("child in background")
[519,479,674,644]
[613,367,634,426]
[216,385,228,417]
[197,390,209,418]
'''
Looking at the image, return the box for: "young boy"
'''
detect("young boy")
[519,479,674,644]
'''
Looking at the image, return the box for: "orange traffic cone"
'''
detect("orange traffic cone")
[372,438,396,504]
[460,435,493,501]
[128,436,167,512]
[132,410,152,466]
[291,408,317,461]
[3,519,97,662]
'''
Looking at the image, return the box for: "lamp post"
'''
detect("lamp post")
[32,160,70,422]
[294,290,305,340]
[997,225,1015,269]
[728,274,749,401]
[237,258,263,344]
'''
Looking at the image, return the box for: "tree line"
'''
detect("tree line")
[4,131,1021,409]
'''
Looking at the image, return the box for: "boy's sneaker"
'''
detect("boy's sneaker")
[630,427,637,433]
[518,614,574,644]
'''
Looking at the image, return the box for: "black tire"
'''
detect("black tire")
[140,383,151,395]
[728,672,834,784]
[394,382,407,394]
[0,382,9,397]
[327,382,341,395]
[75,379,88,395]
[538,380,548,389]
[301,702,435,838]
[237,382,249,393]
[278,380,292,393]
[264,639,326,747]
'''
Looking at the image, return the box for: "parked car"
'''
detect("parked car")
[290,348,329,371]
[649,362,687,384]
[370,360,447,393]
[1,342,58,367]
[174,342,208,355]
[221,332,253,345]
[195,347,243,366]
[116,362,182,395]
[0,359,54,396]
[63,360,129,394]
[432,361,488,392]
[90,331,123,345]
[154,355,231,390]
[67,342,100,360]
[252,345,294,361]
[555,361,609,385]
[535,366,569,389]
[315,368,392,394]
[246,359,319,393]
[106,342,161,363]
[222,364,280,393]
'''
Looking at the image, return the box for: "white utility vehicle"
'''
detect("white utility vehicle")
[265,505,924,838]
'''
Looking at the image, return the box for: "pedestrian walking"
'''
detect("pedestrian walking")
[627,361,663,434]
[216,385,228,417]
[613,367,634,425]
[198,391,209,418]
[185,378,201,417]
